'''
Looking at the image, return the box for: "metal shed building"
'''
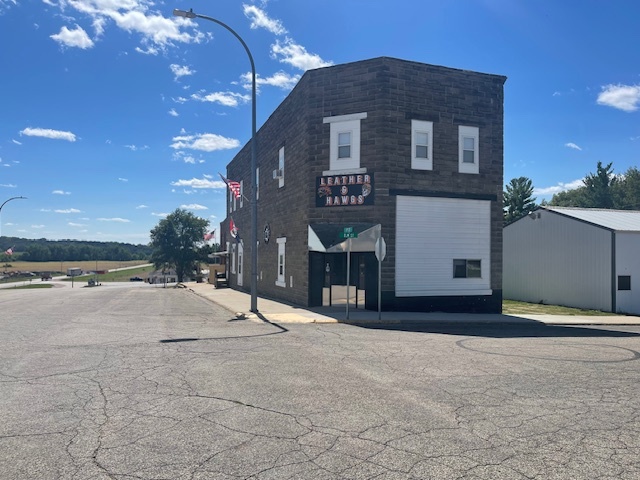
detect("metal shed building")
[504,206,640,314]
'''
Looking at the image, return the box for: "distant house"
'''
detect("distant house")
[504,206,640,314]
[148,269,178,285]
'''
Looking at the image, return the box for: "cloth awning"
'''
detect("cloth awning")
[308,223,381,253]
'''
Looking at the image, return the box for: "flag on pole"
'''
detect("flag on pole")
[229,217,239,239]
[219,173,241,199]
[204,229,216,241]
[4,247,13,256]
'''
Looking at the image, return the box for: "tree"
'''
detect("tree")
[149,209,209,282]
[615,166,640,210]
[503,177,537,224]
[583,161,617,208]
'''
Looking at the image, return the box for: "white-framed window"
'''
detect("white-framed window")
[323,112,367,171]
[278,146,285,188]
[237,242,243,286]
[411,119,433,170]
[231,243,236,274]
[276,237,286,287]
[256,167,260,200]
[240,180,244,208]
[459,126,479,174]
[233,189,237,211]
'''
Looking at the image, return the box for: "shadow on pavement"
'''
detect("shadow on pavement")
[350,322,640,338]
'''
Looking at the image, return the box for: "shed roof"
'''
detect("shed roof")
[543,206,640,232]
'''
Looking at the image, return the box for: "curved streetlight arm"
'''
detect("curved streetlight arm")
[173,8,259,313]
[0,196,27,241]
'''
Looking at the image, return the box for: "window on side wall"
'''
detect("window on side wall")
[240,180,244,208]
[411,120,433,170]
[618,275,631,291]
[278,146,285,188]
[453,259,481,278]
[276,237,286,287]
[323,112,367,171]
[458,126,479,174]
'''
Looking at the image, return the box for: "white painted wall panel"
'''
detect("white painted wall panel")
[504,210,612,311]
[396,196,491,296]
[615,232,640,315]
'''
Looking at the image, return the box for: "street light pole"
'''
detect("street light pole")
[0,196,27,241]
[173,8,258,313]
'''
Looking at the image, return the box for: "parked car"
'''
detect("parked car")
[129,276,144,282]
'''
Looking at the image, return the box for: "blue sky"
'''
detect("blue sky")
[1,0,639,244]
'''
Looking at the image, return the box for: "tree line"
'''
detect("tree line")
[0,236,152,262]
[504,162,640,224]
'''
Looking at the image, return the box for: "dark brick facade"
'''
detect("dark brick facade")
[221,57,506,312]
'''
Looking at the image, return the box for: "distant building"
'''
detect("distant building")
[220,57,506,313]
[504,206,640,314]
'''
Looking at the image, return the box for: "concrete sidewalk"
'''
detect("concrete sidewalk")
[184,282,640,326]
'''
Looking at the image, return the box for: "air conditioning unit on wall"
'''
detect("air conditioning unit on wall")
[272,168,284,179]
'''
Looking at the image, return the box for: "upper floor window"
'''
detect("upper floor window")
[411,120,433,170]
[323,112,367,171]
[458,126,479,174]
[278,146,285,188]
[239,180,244,208]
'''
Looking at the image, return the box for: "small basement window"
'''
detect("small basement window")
[453,259,481,278]
[618,275,631,291]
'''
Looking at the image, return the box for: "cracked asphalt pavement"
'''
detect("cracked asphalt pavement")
[1,284,640,479]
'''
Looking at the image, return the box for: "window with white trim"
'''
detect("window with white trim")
[278,146,285,188]
[323,112,367,171]
[231,243,236,274]
[411,120,433,170]
[458,126,479,174]
[240,180,244,208]
[256,167,260,200]
[276,237,286,287]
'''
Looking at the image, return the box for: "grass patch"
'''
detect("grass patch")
[62,264,153,283]
[1,283,54,290]
[503,300,617,316]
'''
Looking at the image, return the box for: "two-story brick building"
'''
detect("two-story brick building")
[220,57,506,313]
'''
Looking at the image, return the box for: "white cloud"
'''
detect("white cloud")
[173,96,188,104]
[54,208,81,213]
[0,184,17,188]
[124,144,148,151]
[180,203,208,210]
[136,204,148,209]
[271,38,332,71]
[564,142,582,151]
[50,25,94,49]
[240,71,300,91]
[52,190,71,195]
[20,127,76,142]
[68,222,87,227]
[534,179,584,196]
[170,178,225,189]
[118,177,128,182]
[97,217,131,223]
[31,225,45,229]
[170,133,240,152]
[191,91,250,107]
[243,4,287,35]
[597,84,640,112]
[151,212,168,217]
[170,63,195,80]
[12,139,21,145]
[168,108,178,117]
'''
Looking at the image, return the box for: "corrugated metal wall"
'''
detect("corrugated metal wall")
[396,196,491,297]
[615,232,640,314]
[504,210,612,311]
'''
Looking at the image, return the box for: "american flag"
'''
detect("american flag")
[204,229,216,241]
[229,217,238,239]
[219,173,241,199]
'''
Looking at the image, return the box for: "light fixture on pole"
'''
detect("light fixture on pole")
[173,8,258,313]
[0,196,27,240]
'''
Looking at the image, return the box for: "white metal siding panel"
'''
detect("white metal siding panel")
[396,196,491,296]
[504,210,612,311]
[615,232,640,315]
